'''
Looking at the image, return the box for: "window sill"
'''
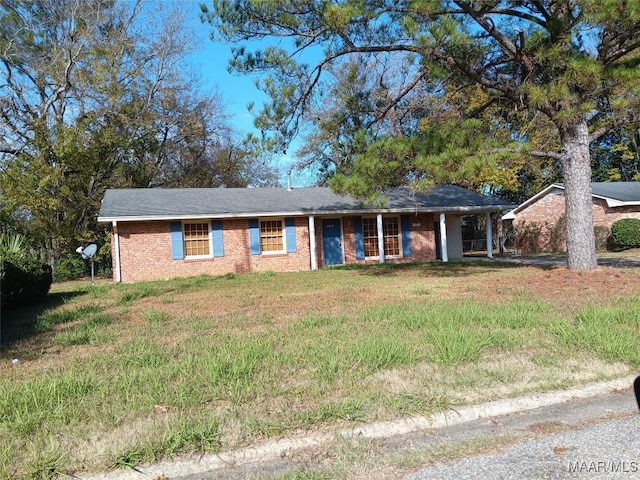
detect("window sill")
[183,256,215,262]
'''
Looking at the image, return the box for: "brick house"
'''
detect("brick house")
[98,186,513,282]
[502,182,640,253]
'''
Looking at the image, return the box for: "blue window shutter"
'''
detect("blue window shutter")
[170,222,184,260]
[249,219,261,255]
[401,215,412,258]
[285,217,297,253]
[354,216,364,260]
[212,220,224,257]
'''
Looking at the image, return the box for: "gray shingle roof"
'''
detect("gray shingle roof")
[98,185,514,222]
[590,182,640,203]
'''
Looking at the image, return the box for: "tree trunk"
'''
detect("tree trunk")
[560,119,598,271]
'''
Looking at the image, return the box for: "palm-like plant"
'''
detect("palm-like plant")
[0,233,28,261]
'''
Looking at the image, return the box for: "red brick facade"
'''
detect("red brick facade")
[512,190,640,253]
[112,214,438,282]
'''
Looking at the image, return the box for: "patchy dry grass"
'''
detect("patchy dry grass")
[1,261,639,479]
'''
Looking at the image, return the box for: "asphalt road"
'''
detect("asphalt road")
[405,414,639,480]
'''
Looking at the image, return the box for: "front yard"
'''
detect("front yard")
[1,261,639,479]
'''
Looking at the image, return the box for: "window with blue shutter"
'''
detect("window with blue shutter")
[353,216,365,260]
[285,217,297,253]
[170,222,184,260]
[249,219,261,255]
[401,215,412,258]
[212,220,224,257]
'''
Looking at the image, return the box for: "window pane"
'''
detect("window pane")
[260,219,284,252]
[383,217,400,256]
[184,223,210,256]
[362,217,378,257]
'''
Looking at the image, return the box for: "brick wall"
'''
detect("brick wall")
[593,198,640,227]
[512,190,640,253]
[112,214,439,282]
[341,213,436,265]
[115,218,312,283]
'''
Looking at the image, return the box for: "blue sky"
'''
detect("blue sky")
[183,1,306,185]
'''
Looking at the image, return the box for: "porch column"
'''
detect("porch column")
[112,221,122,283]
[498,216,504,256]
[439,213,448,262]
[486,212,493,259]
[308,216,318,270]
[377,213,385,264]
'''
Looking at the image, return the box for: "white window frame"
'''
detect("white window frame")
[362,216,379,259]
[259,217,287,254]
[362,215,403,259]
[182,221,213,258]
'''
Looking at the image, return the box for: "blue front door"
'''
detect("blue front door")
[322,219,343,265]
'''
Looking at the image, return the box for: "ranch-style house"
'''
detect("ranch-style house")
[98,185,514,282]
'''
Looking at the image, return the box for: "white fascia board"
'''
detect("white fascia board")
[98,205,513,223]
[588,194,640,208]
[502,210,516,220]
[502,184,562,219]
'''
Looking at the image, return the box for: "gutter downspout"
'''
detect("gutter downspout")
[486,212,493,259]
[112,221,122,283]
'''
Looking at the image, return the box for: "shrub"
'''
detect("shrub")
[512,221,542,253]
[593,225,610,252]
[610,218,640,250]
[548,215,566,253]
[54,255,86,282]
[1,254,52,309]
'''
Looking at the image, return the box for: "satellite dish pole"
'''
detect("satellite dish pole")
[76,244,98,285]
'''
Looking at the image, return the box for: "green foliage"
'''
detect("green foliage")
[0,0,278,268]
[550,300,640,367]
[593,225,610,252]
[610,218,640,250]
[548,215,567,253]
[0,247,52,309]
[53,255,85,282]
[512,221,543,253]
[591,127,640,182]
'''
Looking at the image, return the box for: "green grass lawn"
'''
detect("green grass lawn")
[1,262,639,479]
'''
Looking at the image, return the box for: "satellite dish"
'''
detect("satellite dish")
[76,243,98,285]
[81,244,97,260]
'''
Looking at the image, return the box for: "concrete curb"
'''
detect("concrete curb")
[79,375,637,480]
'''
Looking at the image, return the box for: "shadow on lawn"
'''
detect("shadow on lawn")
[340,259,558,277]
[0,290,87,348]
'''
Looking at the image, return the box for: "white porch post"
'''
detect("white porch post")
[308,216,318,270]
[112,221,122,283]
[377,214,385,264]
[486,212,493,259]
[439,213,448,262]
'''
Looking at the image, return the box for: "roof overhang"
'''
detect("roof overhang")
[592,194,640,208]
[99,204,512,224]
[501,184,562,221]
[502,182,640,220]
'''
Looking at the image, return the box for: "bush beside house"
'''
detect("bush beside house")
[611,218,640,250]
[0,235,52,309]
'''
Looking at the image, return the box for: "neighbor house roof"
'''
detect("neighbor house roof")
[98,185,514,223]
[502,182,640,220]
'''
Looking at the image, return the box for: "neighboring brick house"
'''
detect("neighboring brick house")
[98,186,513,282]
[502,182,640,253]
